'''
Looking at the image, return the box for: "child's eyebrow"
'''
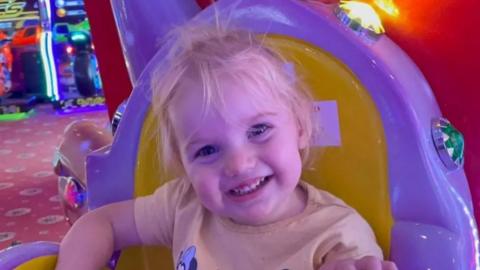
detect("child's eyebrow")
[244,111,278,123]
[184,138,208,152]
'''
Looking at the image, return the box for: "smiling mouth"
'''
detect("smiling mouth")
[228,175,271,196]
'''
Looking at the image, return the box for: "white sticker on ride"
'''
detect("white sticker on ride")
[312,101,341,147]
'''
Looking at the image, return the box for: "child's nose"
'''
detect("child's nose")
[223,148,256,178]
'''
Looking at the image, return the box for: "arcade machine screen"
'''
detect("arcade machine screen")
[51,0,105,113]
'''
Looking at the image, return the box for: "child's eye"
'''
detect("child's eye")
[247,123,272,139]
[194,145,218,158]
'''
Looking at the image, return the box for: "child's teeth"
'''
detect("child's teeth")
[231,177,267,196]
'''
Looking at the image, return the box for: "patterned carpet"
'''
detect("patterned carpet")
[0,105,109,250]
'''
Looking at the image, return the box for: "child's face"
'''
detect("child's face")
[170,75,307,226]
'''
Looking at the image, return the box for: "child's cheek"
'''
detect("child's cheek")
[189,167,222,195]
[263,134,303,179]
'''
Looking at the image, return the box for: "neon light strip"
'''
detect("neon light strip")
[45,0,59,100]
[39,32,52,98]
[39,31,58,100]
[46,30,59,100]
[44,0,52,22]
[0,111,34,121]
[0,16,40,22]
[37,0,59,100]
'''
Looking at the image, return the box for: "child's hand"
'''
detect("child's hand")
[318,256,398,270]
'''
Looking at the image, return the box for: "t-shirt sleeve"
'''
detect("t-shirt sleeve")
[320,211,384,263]
[134,179,187,247]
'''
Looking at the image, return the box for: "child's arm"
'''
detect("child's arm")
[55,199,141,270]
[318,256,397,270]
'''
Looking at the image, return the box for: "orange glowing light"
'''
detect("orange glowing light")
[339,1,385,34]
[56,8,67,18]
[374,0,399,17]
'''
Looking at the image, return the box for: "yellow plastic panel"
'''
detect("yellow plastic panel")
[116,245,171,270]
[15,255,57,270]
[266,35,393,254]
[115,109,174,270]
[14,255,110,270]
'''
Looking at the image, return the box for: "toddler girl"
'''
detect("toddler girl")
[56,22,397,270]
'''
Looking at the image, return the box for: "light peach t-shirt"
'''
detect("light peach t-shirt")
[134,178,382,270]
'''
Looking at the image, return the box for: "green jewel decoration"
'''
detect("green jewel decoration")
[432,118,465,170]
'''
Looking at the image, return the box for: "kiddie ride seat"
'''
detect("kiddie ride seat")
[0,1,477,269]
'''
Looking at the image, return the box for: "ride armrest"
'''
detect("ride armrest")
[0,241,59,270]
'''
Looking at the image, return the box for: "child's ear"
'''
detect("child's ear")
[298,126,309,150]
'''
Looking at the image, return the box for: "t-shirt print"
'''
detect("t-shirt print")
[176,246,198,270]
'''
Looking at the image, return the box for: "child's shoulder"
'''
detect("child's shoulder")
[144,177,196,205]
[300,181,354,211]
[299,181,373,233]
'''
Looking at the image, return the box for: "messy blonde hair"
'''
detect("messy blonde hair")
[151,22,316,176]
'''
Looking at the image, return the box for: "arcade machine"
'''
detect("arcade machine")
[0,30,12,97]
[0,0,44,121]
[49,0,105,113]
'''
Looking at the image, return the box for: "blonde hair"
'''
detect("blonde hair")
[151,22,316,176]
